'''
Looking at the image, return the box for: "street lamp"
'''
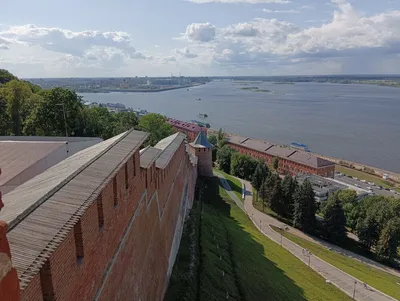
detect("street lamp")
[353,281,357,299]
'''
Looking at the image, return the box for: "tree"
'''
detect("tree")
[251,161,269,201]
[269,176,285,217]
[272,157,279,170]
[208,134,218,162]
[281,175,298,219]
[80,107,115,139]
[2,80,33,135]
[259,178,269,212]
[293,180,316,233]
[322,193,347,243]
[376,217,400,262]
[23,88,83,137]
[112,111,139,136]
[138,113,174,146]
[0,69,17,85]
[337,189,357,205]
[217,128,226,148]
[217,145,234,173]
[230,153,257,180]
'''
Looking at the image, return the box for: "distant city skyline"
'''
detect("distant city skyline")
[1,0,400,77]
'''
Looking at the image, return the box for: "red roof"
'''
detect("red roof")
[167,118,202,132]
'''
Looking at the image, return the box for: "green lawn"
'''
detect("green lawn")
[271,225,400,300]
[214,169,243,201]
[166,177,352,301]
[336,165,400,192]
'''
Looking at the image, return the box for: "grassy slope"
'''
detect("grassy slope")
[336,165,400,192]
[271,225,400,300]
[214,169,243,201]
[166,177,352,301]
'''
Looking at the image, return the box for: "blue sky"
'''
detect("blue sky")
[1,0,400,77]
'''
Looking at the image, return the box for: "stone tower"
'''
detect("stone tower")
[189,131,213,177]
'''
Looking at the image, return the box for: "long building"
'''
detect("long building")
[226,135,335,178]
[0,129,211,301]
[167,118,207,142]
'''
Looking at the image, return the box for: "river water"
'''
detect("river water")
[80,81,400,172]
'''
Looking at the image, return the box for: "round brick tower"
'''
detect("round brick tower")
[189,132,213,177]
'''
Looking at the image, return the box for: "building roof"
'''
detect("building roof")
[0,136,102,142]
[167,118,201,132]
[190,131,213,148]
[140,146,162,169]
[227,135,334,169]
[0,130,148,290]
[0,141,66,186]
[154,132,186,169]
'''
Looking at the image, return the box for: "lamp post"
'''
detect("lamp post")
[353,281,357,299]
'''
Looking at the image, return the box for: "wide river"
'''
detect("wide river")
[80,81,400,173]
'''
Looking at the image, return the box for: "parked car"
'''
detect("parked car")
[361,179,367,183]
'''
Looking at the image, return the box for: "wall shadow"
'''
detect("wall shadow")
[199,176,308,301]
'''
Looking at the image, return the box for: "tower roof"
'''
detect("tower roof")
[191,131,213,149]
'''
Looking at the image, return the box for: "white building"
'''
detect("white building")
[0,136,102,195]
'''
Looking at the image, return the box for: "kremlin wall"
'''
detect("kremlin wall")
[0,129,214,301]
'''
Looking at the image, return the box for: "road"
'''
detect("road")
[214,171,398,301]
[335,174,399,198]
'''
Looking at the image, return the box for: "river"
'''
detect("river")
[80,81,400,173]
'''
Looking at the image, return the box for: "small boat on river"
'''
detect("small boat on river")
[198,113,208,118]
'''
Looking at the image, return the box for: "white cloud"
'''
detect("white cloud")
[182,22,216,42]
[180,0,400,73]
[262,9,300,13]
[187,0,291,3]
[0,24,145,59]
[0,43,9,50]
[174,47,198,58]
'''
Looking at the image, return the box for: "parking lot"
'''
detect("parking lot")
[334,173,400,198]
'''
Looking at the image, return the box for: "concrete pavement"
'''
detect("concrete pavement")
[214,172,398,301]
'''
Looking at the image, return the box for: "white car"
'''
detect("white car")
[366,186,372,190]
[360,180,367,183]
[354,177,359,180]
[390,189,396,193]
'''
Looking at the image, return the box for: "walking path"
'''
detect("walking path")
[213,171,398,301]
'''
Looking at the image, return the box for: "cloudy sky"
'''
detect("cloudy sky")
[1,0,400,77]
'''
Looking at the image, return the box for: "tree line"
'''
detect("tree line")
[210,130,400,264]
[0,69,173,145]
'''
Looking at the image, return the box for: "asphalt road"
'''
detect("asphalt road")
[334,174,399,198]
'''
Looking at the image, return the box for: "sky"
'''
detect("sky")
[1,0,400,77]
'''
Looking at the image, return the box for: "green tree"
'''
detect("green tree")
[337,189,357,205]
[2,80,33,135]
[0,69,17,85]
[282,175,298,219]
[80,107,115,139]
[138,113,174,146]
[112,111,139,136]
[293,180,316,233]
[322,193,347,243]
[269,176,285,217]
[217,145,234,174]
[230,153,257,180]
[376,217,400,262]
[217,128,226,148]
[251,161,269,201]
[208,134,218,162]
[259,178,269,212]
[272,156,279,170]
[23,88,83,137]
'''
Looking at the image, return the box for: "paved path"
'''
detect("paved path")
[214,172,398,301]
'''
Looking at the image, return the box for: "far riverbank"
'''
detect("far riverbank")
[76,82,205,93]
[208,128,400,184]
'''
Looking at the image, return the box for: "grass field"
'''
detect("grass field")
[166,177,352,301]
[214,169,243,201]
[336,165,400,192]
[271,225,400,300]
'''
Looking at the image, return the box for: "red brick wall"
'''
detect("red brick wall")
[2,137,197,301]
[227,142,335,178]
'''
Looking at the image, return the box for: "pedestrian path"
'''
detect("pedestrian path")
[214,172,398,301]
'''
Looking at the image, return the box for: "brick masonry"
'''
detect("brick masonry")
[0,135,197,301]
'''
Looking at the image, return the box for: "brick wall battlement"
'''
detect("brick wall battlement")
[0,130,198,301]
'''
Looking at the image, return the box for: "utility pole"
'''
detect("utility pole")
[56,103,69,155]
